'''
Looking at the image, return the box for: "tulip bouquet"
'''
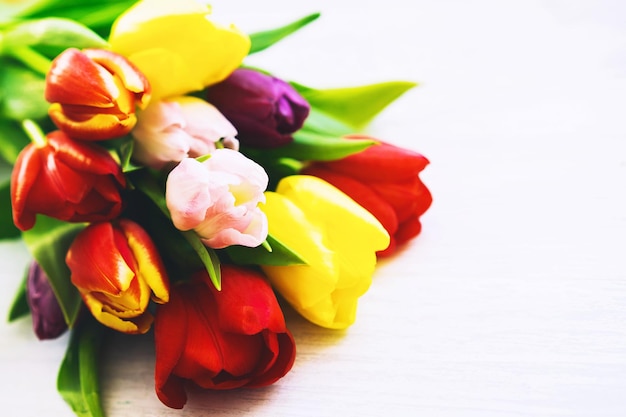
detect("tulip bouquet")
[0,0,432,415]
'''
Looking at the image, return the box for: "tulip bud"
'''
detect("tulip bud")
[166,150,269,249]
[11,130,126,231]
[66,219,170,334]
[155,265,295,409]
[26,261,68,340]
[109,0,250,99]
[131,96,237,169]
[45,48,151,140]
[260,175,390,329]
[302,136,432,256]
[205,68,310,148]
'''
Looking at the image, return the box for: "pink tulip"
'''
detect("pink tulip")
[165,149,268,249]
[132,96,238,169]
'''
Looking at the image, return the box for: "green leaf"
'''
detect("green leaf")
[127,169,222,290]
[3,17,107,50]
[0,180,21,240]
[249,12,320,55]
[292,80,417,129]
[0,118,29,164]
[301,107,354,137]
[16,0,140,39]
[7,268,30,322]
[57,317,105,417]
[22,216,85,328]
[0,61,49,120]
[182,230,221,291]
[224,233,307,266]
[122,191,204,277]
[244,131,376,162]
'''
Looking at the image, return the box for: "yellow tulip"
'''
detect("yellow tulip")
[261,176,390,329]
[109,0,250,99]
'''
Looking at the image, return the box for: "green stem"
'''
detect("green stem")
[7,46,51,76]
[22,119,47,148]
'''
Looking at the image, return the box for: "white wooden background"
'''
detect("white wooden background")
[1,0,626,416]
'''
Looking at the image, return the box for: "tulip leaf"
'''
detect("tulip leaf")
[291,80,417,130]
[57,317,105,417]
[7,270,30,322]
[182,230,222,291]
[22,216,85,327]
[127,169,222,289]
[0,61,49,120]
[249,12,321,55]
[224,233,307,266]
[246,131,376,162]
[0,180,21,240]
[3,17,107,50]
[302,107,354,137]
[15,0,138,38]
[0,118,30,164]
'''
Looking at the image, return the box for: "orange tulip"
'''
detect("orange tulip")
[45,48,151,140]
[66,219,170,334]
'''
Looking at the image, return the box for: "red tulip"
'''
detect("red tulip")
[45,48,151,140]
[302,135,432,256]
[10,130,126,231]
[154,264,295,409]
[66,219,170,334]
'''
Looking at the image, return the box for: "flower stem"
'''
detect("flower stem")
[7,46,52,76]
[22,119,47,148]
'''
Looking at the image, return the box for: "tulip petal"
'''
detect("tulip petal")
[155,287,189,409]
[49,103,137,140]
[67,222,134,295]
[83,48,151,106]
[109,0,250,99]
[45,48,118,108]
[166,158,213,231]
[261,192,339,312]
[276,176,389,253]
[303,165,399,236]
[82,292,153,334]
[248,331,296,387]
[261,176,390,329]
[370,176,432,223]
[323,137,430,181]
[204,265,286,335]
[119,219,170,304]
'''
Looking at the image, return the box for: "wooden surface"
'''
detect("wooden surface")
[2,0,626,416]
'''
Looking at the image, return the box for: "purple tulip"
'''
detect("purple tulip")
[26,262,68,340]
[205,68,310,148]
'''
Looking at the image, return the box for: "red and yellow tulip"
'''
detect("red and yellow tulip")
[45,48,151,140]
[66,219,170,334]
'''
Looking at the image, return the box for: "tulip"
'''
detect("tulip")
[302,136,432,256]
[131,96,238,169]
[66,219,170,334]
[109,0,250,99]
[26,261,68,340]
[154,265,296,409]
[205,68,310,148]
[165,150,268,249]
[11,130,126,231]
[45,48,151,140]
[260,175,389,329]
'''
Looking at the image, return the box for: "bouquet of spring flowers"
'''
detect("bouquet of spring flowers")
[0,0,432,415]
